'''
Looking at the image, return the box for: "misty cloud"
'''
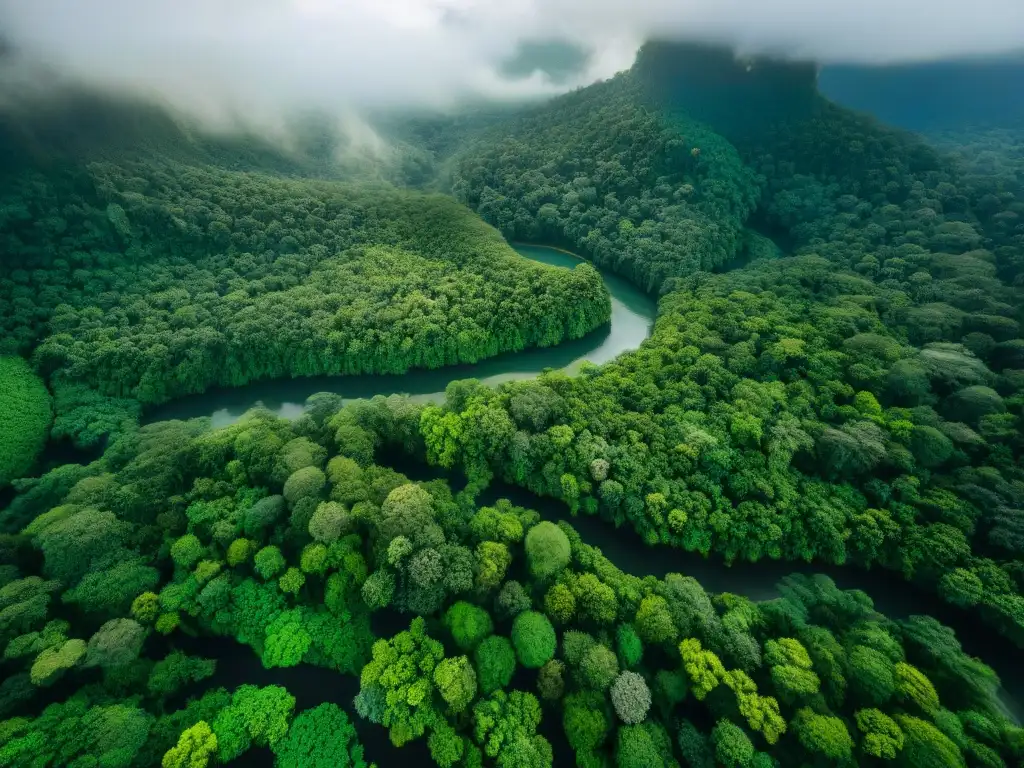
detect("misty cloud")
[1,0,1022,123]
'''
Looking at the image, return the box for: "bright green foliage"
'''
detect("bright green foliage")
[211,684,295,762]
[725,671,787,746]
[543,582,576,624]
[563,691,610,752]
[356,617,444,747]
[855,708,905,759]
[525,521,571,579]
[470,501,527,544]
[475,635,517,694]
[361,569,395,610]
[765,637,820,701]
[616,722,679,768]
[938,569,985,608]
[0,697,152,768]
[512,611,557,668]
[434,655,478,713]
[283,466,326,506]
[170,535,205,570]
[895,715,967,768]
[299,543,329,575]
[712,719,755,768]
[155,612,181,635]
[428,722,465,768]
[895,662,941,714]
[272,703,367,768]
[254,546,286,580]
[0,356,51,486]
[131,591,161,624]
[580,643,620,691]
[262,609,312,668]
[572,572,618,624]
[10,163,608,407]
[163,721,218,768]
[308,501,349,544]
[475,541,512,592]
[5,77,1024,768]
[635,595,677,645]
[793,708,854,763]
[611,671,652,724]
[445,600,494,651]
[227,538,257,567]
[473,690,552,768]
[679,638,726,700]
[278,567,306,595]
[30,637,86,685]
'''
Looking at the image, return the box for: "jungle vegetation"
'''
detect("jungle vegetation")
[0,158,608,449]
[2,396,1021,768]
[1,39,1023,768]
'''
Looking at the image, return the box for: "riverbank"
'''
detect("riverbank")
[143,245,655,427]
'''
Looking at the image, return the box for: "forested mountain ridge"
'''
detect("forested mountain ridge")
[442,42,1024,647]
[452,71,761,293]
[1,39,1024,768]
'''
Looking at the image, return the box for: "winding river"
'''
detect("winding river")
[147,244,1021,755]
[146,245,656,427]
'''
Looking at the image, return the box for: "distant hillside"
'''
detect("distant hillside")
[0,84,433,184]
[819,57,1024,132]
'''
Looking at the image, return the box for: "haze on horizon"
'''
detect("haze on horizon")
[1,0,1022,126]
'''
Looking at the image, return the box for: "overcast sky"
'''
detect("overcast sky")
[2,0,1022,122]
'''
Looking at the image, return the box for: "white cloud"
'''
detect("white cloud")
[1,0,1022,122]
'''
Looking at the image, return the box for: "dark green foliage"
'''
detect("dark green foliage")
[147,651,217,698]
[563,690,611,753]
[0,695,152,768]
[453,73,759,292]
[496,580,532,618]
[616,623,644,668]
[0,356,52,486]
[475,635,517,694]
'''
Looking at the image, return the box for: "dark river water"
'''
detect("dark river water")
[145,243,1019,767]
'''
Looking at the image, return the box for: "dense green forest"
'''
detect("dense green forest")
[448,43,1024,646]
[0,156,608,454]
[3,397,1021,768]
[1,40,1024,768]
